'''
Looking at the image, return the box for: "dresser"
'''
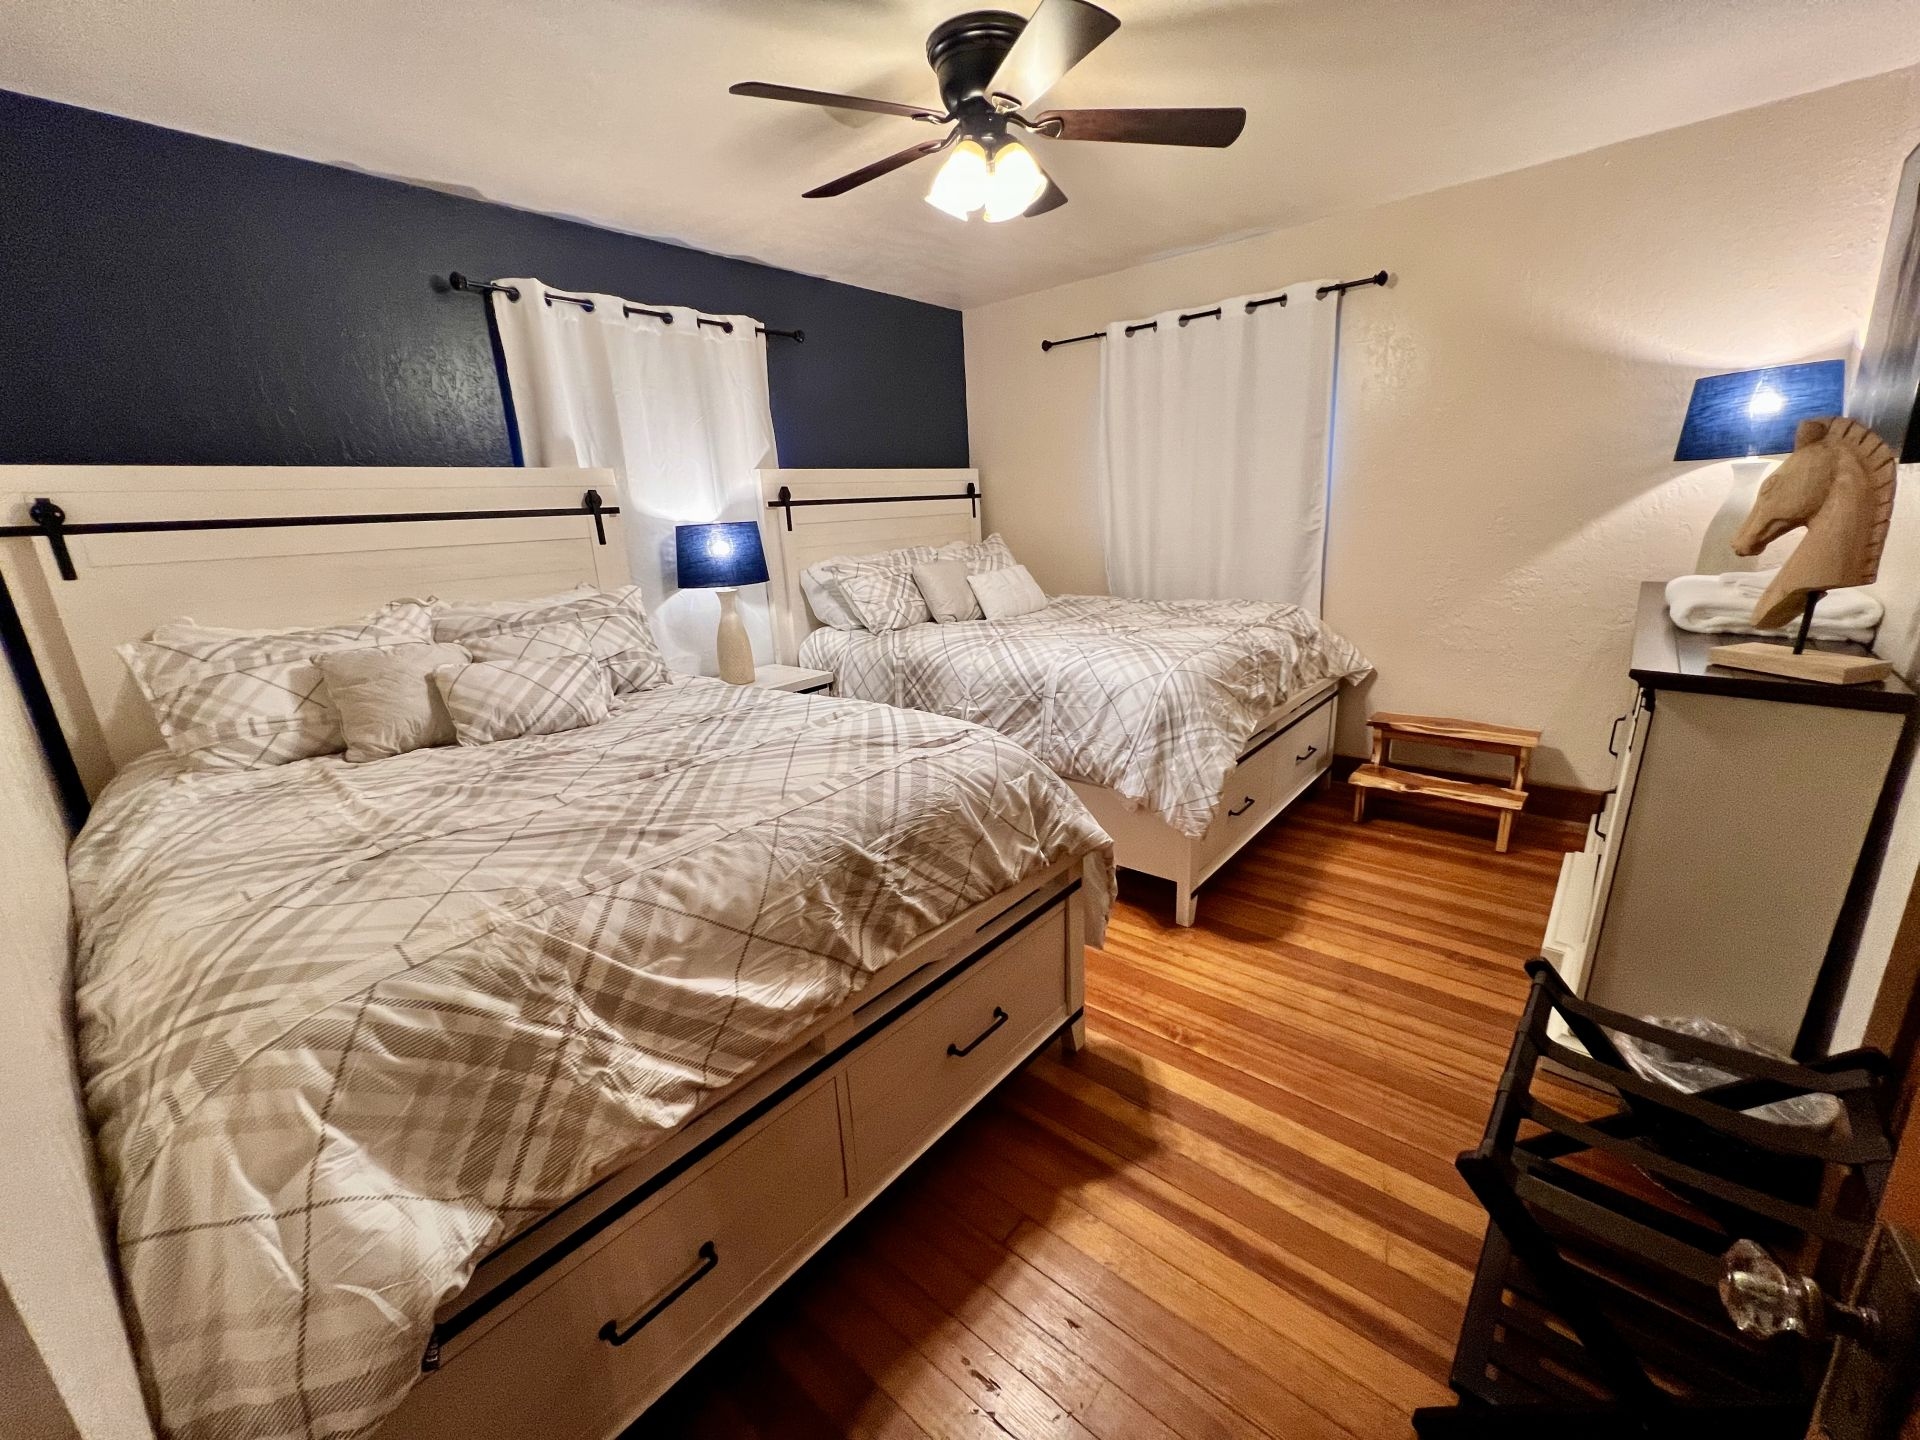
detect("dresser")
[1541,583,1916,1056]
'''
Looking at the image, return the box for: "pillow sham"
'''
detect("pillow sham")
[968,564,1049,620]
[836,559,935,631]
[432,586,668,694]
[911,558,983,624]
[313,641,470,763]
[938,533,1019,576]
[799,569,863,631]
[803,546,939,632]
[118,600,435,771]
[431,653,612,746]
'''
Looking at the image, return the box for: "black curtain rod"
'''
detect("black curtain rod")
[1039,270,1389,352]
[448,273,804,342]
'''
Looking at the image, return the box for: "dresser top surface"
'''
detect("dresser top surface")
[1629,581,1917,714]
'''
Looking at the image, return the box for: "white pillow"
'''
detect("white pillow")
[118,600,435,771]
[912,559,983,623]
[432,587,668,694]
[968,564,1049,620]
[431,653,612,746]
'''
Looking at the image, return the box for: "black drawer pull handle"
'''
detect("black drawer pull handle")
[948,1007,1009,1058]
[1295,743,1318,763]
[1227,795,1256,817]
[1593,787,1619,842]
[1608,713,1628,757]
[598,1241,719,1346]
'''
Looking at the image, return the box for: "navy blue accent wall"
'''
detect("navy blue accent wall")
[0,90,968,470]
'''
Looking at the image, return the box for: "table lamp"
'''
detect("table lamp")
[1676,360,1846,572]
[675,521,769,684]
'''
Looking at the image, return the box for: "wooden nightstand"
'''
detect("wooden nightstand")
[751,664,833,695]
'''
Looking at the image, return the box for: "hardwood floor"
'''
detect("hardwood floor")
[634,787,1587,1439]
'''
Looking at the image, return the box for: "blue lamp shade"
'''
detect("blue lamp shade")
[675,521,769,589]
[1673,360,1846,461]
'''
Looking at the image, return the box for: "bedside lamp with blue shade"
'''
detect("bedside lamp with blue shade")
[1676,360,1846,572]
[675,521,770,684]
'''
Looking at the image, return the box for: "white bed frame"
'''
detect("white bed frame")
[2,465,1091,1440]
[760,466,1338,925]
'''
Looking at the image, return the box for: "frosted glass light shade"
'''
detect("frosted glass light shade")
[983,142,1047,222]
[926,140,991,219]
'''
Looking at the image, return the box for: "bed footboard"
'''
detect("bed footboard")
[380,861,1088,1440]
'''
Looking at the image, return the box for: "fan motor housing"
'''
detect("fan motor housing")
[927,10,1026,115]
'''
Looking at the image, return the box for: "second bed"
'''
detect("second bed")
[764,468,1372,924]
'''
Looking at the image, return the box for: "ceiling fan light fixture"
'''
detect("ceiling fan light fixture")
[925,138,991,218]
[982,140,1047,221]
[742,1,1243,216]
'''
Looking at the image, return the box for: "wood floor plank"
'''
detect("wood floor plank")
[763,1312,936,1440]
[1063,1037,1486,1243]
[831,1245,1099,1440]
[858,1214,1183,1440]
[639,791,1584,1438]
[884,1177,1282,1440]
[974,1109,1455,1406]
[795,1283,1018,1440]
[1005,1061,1476,1323]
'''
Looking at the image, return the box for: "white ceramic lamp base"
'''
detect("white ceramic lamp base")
[714,587,755,684]
[1696,459,1793,574]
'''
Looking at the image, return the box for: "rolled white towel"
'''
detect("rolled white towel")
[1665,570,1882,644]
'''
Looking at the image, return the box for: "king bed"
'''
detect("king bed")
[4,464,1110,1440]
[761,467,1371,925]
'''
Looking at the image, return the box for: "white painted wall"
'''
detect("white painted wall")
[965,65,1920,789]
[0,659,151,1437]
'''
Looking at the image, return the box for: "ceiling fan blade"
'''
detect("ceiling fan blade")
[987,0,1120,107]
[730,82,946,123]
[1031,107,1247,147]
[802,136,952,198]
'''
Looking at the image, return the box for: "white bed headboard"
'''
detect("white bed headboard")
[2,465,624,797]
[759,467,981,665]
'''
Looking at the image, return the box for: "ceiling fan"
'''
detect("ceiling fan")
[730,0,1246,222]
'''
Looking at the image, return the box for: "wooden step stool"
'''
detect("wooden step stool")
[1350,712,1541,852]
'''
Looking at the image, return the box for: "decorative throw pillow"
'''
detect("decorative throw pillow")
[836,569,930,631]
[432,586,668,694]
[118,600,435,771]
[912,559,984,623]
[937,533,1019,576]
[799,569,863,631]
[312,642,470,763]
[431,653,612,746]
[968,564,1049,620]
[803,545,938,632]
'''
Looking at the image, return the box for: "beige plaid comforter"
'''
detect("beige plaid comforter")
[71,678,1111,1440]
[800,595,1373,838]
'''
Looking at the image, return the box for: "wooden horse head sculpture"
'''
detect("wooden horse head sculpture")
[1731,416,1898,629]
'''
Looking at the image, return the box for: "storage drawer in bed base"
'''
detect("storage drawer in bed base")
[1070,683,1338,927]
[381,871,1086,1440]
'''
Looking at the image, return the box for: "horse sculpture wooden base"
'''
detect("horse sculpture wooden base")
[1708,416,1898,686]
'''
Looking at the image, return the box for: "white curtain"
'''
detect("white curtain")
[1097,281,1340,612]
[491,278,777,675]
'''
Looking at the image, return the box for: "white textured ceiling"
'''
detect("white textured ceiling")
[7,0,1920,308]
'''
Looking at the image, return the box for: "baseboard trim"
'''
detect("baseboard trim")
[1330,755,1603,823]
